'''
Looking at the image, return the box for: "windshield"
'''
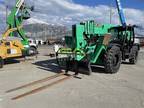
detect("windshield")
[109,27,134,41]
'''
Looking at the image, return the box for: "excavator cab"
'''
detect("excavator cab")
[0,27,26,68]
[0,38,25,68]
[18,9,31,20]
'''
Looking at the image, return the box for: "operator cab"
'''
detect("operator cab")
[109,25,136,45]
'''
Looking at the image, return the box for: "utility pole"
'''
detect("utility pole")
[5,1,8,23]
[109,2,112,24]
[6,5,8,21]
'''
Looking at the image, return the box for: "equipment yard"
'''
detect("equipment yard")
[0,46,144,108]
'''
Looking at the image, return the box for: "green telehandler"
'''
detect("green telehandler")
[56,0,140,75]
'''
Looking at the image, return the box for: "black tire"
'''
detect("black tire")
[29,47,37,56]
[104,46,122,74]
[87,62,92,75]
[129,46,139,64]
[73,60,79,75]
[0,57,4,68]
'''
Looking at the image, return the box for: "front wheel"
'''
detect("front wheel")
[129,46,139,64]
[104,46,122,74]
[29,47,38,56]
[0,57,4,68]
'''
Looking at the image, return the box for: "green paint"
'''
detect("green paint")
[59,20,114,64]
[6,0,31,51]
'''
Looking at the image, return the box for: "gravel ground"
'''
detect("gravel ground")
[0,46,144,108]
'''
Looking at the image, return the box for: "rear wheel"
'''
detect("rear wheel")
[129,46,139,64]
[104,46,122,74]
[87,62,92,75]
[29,47,37,56]
[0,57,4,68]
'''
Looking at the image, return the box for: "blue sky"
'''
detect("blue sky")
[0,0,4,4]
[0,0,143,10]
[73,0,144,10]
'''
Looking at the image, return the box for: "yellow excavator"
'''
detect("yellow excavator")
[0,26,25,68]
[0,0,36,68]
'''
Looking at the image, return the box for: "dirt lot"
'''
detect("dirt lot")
[0,46,144,108]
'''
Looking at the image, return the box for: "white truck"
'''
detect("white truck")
[28,38,38,56]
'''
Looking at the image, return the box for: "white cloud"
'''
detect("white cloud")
[30,0,144,26]
[0,0,144,33]
[0,4,7,34]
[25,17,49,25]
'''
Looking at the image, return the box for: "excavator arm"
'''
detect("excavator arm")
[2,26,22,39]
[6,0,32,46]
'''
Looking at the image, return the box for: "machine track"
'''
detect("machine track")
[6,72,73,100]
